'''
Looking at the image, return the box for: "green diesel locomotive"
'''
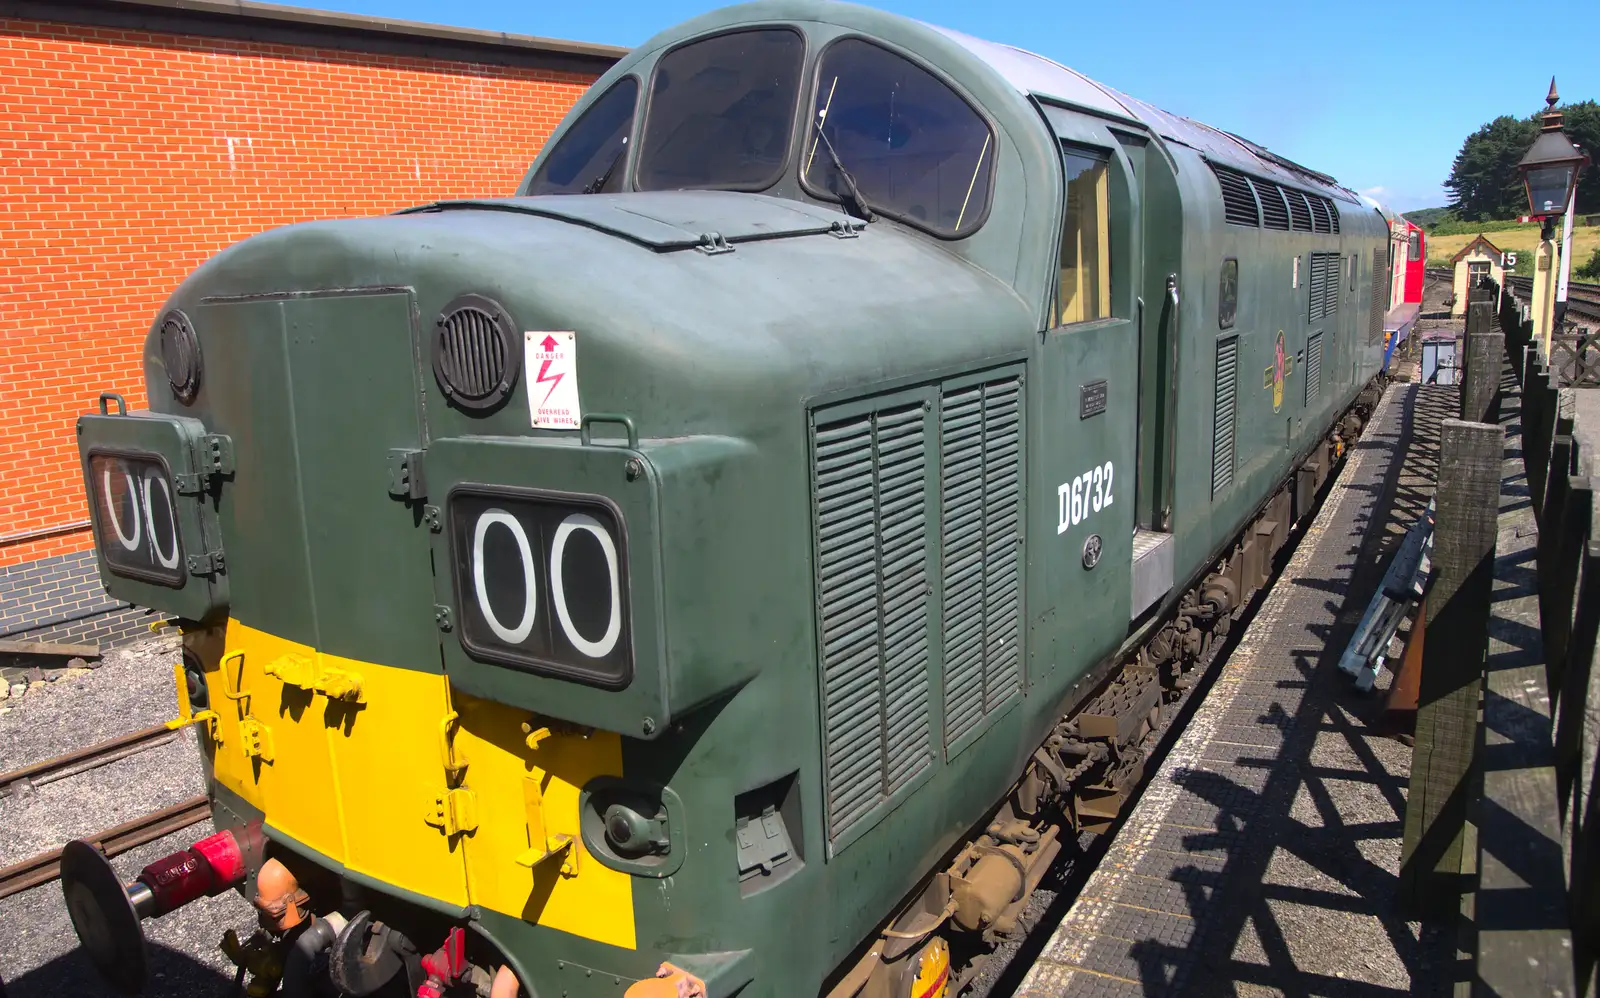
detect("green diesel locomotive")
[63,2,1389,996]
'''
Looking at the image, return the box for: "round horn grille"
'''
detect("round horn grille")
[432,294,519,412]
[159,310,201,405]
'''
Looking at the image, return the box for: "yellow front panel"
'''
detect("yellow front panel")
[453,694,636,949]
[197,621,468,908]
[204,622,346,863]
[326,654,470,908]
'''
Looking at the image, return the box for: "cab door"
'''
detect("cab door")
[1029,109,1145,691]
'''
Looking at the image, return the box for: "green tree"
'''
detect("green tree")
[1562,100,1599,215]
[1445,100,1599,220]
[1445,115,1537,220]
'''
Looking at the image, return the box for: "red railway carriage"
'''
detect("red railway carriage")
[1400,218,1425,305]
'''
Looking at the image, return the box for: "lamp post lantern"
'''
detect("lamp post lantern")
[1517,78,1588,347]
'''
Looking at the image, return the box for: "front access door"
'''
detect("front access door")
[1031,109,1144,689]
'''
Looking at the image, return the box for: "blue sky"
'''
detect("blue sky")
[300,0,1596,213]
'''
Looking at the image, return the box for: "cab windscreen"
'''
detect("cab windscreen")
[449,488,632,689]
[87,452,186,587]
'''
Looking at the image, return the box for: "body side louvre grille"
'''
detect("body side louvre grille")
[1306,332,1323,403]
[1255,178,1291,230]
[1308,196,1332,233]
[1308,252,1341,321]
[1323,196,1341,233]
[1213,336,1238,497]
[1210,163,1261,227]
[813,403,932,843]
[939,376,1023,749]
[1287,189,1314,231]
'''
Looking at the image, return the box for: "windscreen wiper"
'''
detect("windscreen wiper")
[815,126,875,223]
[581,140,626,195]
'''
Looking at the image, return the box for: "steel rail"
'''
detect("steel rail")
[0,724,180,798]
[0,795,211,900]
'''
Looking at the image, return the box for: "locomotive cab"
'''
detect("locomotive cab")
[66,2,1386,997]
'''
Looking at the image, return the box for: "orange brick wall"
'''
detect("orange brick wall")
[0,17,601,568]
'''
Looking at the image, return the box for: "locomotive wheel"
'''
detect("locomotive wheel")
[60,839,146,995]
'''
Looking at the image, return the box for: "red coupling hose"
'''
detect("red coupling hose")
[136,829,246,915]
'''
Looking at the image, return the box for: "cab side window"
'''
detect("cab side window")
[1408,231,1421,262]
[526,78,639,195]
[1054,148,1111,326]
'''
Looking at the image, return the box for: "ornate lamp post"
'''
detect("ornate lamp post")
[1516,78,1588,350]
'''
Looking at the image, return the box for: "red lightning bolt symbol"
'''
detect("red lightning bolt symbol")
[535,359,564,406]
[534,335,564,406]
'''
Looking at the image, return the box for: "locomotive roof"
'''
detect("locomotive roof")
[922,22,1362,204]
[636,0,1362,206]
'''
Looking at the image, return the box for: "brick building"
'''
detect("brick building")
[0,0,623,646]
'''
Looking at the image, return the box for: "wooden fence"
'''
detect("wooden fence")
[1490,276,1600,994]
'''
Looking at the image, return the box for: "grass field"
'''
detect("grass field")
[1427,222,1600,278]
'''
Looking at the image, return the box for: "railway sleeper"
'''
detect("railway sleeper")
[825,380,1381,998]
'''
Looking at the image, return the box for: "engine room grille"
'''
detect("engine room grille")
[1306,332,1324,404]
[1213,336,1239,497]
[1308,196,1332,234]
[1322,196,1342,233]
[1287,189,1313,232]
[939,377,1023,749]
[1210,164,1260,227]
[1254,178,1292,230]
[812,403,932,842]
[1209,161,1343,235]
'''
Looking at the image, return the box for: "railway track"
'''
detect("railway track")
[0,723,210,900]
[0,795,210,900]
[1424,266,1600,324]
[0,722,179,799]
[1505,274,1600,323]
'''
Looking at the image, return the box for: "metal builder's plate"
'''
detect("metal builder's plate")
[1080,379,1108,419]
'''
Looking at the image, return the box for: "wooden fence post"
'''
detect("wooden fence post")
[1569,604,1600,997]
[1539,442,1582,697]
[1554,496,1599,816]
[1462,327,1504,425]
[1399,418,1504,918]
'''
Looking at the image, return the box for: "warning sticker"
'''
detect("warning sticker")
[525,331,581,430]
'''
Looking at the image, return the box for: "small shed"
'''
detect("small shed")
[1450,235,1506,317]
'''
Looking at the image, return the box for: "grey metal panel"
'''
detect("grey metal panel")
[939,376,1023,750]
[813,401,932,841]
[1130,529,1175,620]
[1307,332,1324,404]
[1212,337,1238,497]
[923,24,1139,122]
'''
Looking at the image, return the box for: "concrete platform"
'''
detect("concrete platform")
[1017,382,1462,997]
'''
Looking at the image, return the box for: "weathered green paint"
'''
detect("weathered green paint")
[75,2,1391,996]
